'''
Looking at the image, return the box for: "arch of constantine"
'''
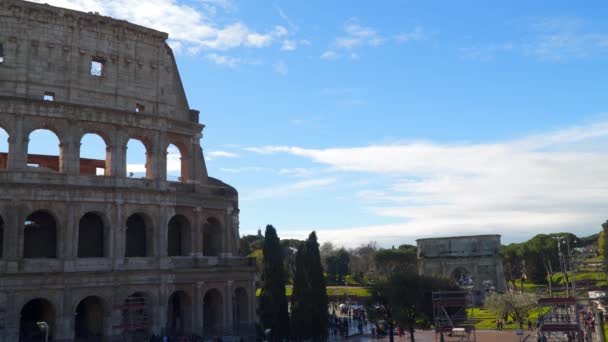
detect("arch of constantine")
[0,0,256,340]
[417,235,507,302]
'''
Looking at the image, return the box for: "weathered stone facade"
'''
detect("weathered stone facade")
[0,1,256,341]
[417,235,507,300]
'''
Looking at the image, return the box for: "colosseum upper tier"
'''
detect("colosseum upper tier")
[0,0,256,341]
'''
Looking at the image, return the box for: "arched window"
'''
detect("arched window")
[80,133,107,176]
[126,139,148,178]
[78,212,104,258]
[125,214,151,257]
[203,218,222,257]
[167,215,191,257]
[20,298,55,341]
[203,289,223,336]
[27,129,61,172]
[166,144,182,182]
[24,211,57,258]
[75,296,104,340]
[234,287,249,333]
[0,127,8,170]
[167,291,192,335]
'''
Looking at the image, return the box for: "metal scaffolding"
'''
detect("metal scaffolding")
[113,295,150,342]
[432,290,476,342]
[537,297,582,342]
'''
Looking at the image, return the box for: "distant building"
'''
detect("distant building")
[416,235,507,301]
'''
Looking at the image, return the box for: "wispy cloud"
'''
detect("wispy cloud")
[208,150,239,158]
[461,17,608,62]
[205,53,241,67]
[243,178,336,200]
[32,0,288,55]
[394,26,426,43]
[322,18,425,60]
[246,119,608,246]
[274,60,288,75]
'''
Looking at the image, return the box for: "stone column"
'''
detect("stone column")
[193,208,202,257]
[111,134,127,177]
[60,123,79,175]
[57,290,70,341]
[195,282,206,336]
[7,116,27,170]
[225,281,234,335]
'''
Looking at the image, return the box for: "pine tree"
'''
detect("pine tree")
[258,225,290,341]
[291,231,329,341]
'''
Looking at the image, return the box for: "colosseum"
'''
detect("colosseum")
[0,0,256,341]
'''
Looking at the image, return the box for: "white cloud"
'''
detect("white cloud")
[278,168,313,177]
[281,40,297,51]
[246,119,608,246]
[320,50,339,60]
[244,178,336,200]
[205,53,240,67]
[395,26,426,43]
[31,0,287,55]
[274,61,288,75]
[208,150,239,158]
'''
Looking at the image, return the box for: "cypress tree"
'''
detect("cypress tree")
[258,225,290,341]
[291,231,329,341]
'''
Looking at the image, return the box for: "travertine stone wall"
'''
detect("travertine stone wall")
[417,235,507,299]
[0,1,256,341]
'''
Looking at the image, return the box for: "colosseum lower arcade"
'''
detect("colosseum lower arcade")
[0,1,256,341]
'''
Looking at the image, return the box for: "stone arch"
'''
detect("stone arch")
[167,215,191,257]
[167,290,192,335]
[233,287,249,332]
[125,213,153,257]
[126,136,153,179]
[166,139,190,182]
[23,210,57,258]
[203,217,222,257]
[203,288,223,336]
[20,298,55,341]
[451,267,473,287]
[166,143,182,182]
[79,132,108,176]
[121,292,151,341]
[0,125,9,170]
[26,128,62,172]
[77,212,105,258]
[74,296,104,342]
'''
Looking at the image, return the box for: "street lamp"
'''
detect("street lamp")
[36,321,48,342]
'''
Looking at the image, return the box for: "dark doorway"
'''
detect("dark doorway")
[78,213,104,258]
[203,218,222,257]
[167,215,190,257]
[23,211,57,258]
[203,289,223,336]
[125,214,148,257]
[167,291,192,335]
[74,296,104,342]
[20,298,54,342]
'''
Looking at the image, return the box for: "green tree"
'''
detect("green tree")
[369,271,456,342]
[373,248,417,278]
[258,225,290,341]
[602,221,608,274]
[291,231,329,341]
[484,292,538,328]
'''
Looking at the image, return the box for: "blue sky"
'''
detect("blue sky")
[18,0,608,247]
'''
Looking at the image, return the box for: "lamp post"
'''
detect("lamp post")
[555,236,570,297]
[36,321,48,342]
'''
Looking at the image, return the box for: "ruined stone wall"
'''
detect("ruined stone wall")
[0,1,256,341]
